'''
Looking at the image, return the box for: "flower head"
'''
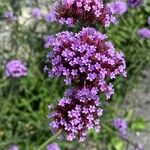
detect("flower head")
[5,60,27,77]
[44,27,126,99]
[7,145,18,150]
[109,1,127,15]
[45,0,116,27]
[46,143,60,150]
[138,28,150,39]
[48,87,103,141]
[32,8,42,19]
[3,11,17,21]
[113,118,127,138]
[127,0,143,8]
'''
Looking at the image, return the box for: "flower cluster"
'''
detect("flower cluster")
[5,60,27,77]
[44,27,126,99]
[45,0,115,27]
[32,8,42,19]
[46,143,60,150]
[113,118,127,138]
[138,28,150,39]
[45,0,126,142]
[109,0,127,15]
[48,87,103,141]
[127,0,143,8]
[3,11,17,21]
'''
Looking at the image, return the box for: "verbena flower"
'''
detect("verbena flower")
[148,16,150,26]
[134,143,143,150]
[5,60,27,77]
[7,145,18,150]
[45,0,116,27]
[113,118,127,138]
[138,28,150,39]
[109,1,127,15]
[43,35,54,49]
[127,0,143,8]
[44,27,126,99]
[48,87,103,141]
[3,11,17,21]
[46,143,60,150]
[32,8,42,19]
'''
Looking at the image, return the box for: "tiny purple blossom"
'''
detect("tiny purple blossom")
[138,28,150,39]
[43,35,54,49]
[134,143,143,150]
[3,11,17,21]
[113,118,127,138]
[32,8,42,19]
[45,11,56,22]
[109,1,127,15]
[46,143,60,150]
[5,60,27,77]
[7,145,18,150]
[127,0,143,7]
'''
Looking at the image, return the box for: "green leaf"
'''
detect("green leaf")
[110,137,125,150]
[131,118,147,131]
[125,110,133,121]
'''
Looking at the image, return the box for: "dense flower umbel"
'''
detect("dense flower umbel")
[109,0,127,15]
[3,11,17,21]
[127,0,143,8]
[5,60,27,77]
[48,87,103,141]
[138,28,150,39]
[44,27,126,99]
[45,0,115,27]
[46,143,60,150]
[113,118,127,138]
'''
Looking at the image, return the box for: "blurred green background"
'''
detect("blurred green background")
[0,0,150,149]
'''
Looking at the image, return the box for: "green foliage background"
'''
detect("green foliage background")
[0,0,150,149]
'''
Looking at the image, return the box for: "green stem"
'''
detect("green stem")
[37,130,62,150]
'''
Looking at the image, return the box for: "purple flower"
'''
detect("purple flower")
[44,27,126,99]
[134,143,143,150]
[48,87,103,141]
[148,16,150,26]
[138,28,150,39]
[45,0,116,27]
[109,1,128,15]
[43,35,54,48]
[127,0,143,8]
[5,60,27,77]
[32,8,42,19]
[3,11,17,21]
[113,118,127,138]
[7,145,18,150]
[46,143,60,150]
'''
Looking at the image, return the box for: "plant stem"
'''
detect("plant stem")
[37,130,62,150]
